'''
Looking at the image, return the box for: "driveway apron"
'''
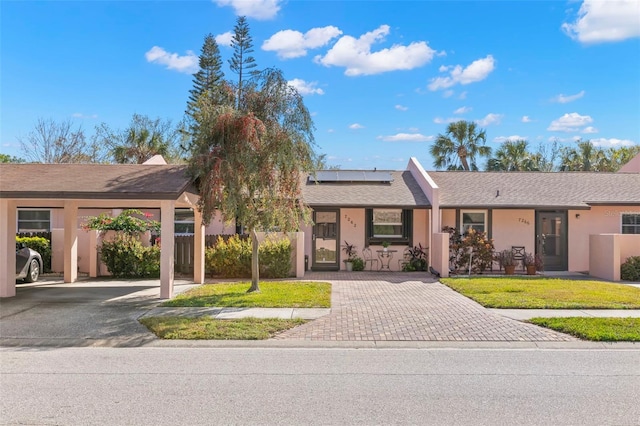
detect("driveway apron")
[276,275,575,341]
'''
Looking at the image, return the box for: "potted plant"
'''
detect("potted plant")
[342,241,357,271]
[500,249,517,275]
[381,241,390,252]
[523,253,536,275]
[534,253,544,272]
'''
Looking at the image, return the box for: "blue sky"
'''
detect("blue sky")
[2,0,639,169]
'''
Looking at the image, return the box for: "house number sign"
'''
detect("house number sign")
[518,218,530,225]
[344,214,357,228]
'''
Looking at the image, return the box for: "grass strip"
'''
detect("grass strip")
[528,317,640,341]
[441,277,640,309]
[162,281,331,308]
[140,316,306,340]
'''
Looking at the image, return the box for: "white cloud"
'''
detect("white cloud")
[433,117,456,124]
[548,136,582,143]
[428,55,496,91]
[552,90,586,103]
[521,115,532,123]
[562,0,640,43]
[582,126,599,134]
[443,90,455,98]
[145,46,198,74]
[454,106,471,114]
[288,78,324,96]
[213,0,281,20]
[547,112,594,132]
[458,91,467,100]
[215,31,233,47]
[590,138,636,147]
[378,133,433,142]
[395,104,409,111]
[349,123,364,129]
[263,26,342,59]
[327,129,335,133]
[71,113,98,119]
[494,135,527,142]
[314,25,437,76]
[475,113,503,126]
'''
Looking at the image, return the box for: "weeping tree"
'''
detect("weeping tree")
[188,68,317,292]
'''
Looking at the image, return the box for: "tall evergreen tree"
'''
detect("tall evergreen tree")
[186,34,226,120]
[229,16,258,106]
[430,120,491,171]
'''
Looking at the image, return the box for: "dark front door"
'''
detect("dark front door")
[536,211,568,271]
[312,209,339,271]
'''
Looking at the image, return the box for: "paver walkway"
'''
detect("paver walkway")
[275,274,576,342]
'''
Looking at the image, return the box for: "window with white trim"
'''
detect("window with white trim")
[17,209,51,232]
[622,213,640,234]
[175,208,195,235]
[461,210,486,234]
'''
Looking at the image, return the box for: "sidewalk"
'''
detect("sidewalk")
[490,308,640,321]
[143,307,331,320]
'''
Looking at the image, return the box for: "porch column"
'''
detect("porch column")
[160,200,175,298]
[0,199,17,297]
[193,208,205,284]
[89,230,99,278]
[63,201,78,283]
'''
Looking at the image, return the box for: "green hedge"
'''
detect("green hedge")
[621,256,640,282]
[100,233,160,278]
[16,236,51,272]
[205,235,292,278]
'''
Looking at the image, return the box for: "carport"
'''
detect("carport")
[0,163,206,298]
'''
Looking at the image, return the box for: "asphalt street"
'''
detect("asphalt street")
[1,347,639,425]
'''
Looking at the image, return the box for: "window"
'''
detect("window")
[366,209,412,245]
[622,213,640,234]
[461,210,486,234]
[17,210,50,232]
[175,208,195,235]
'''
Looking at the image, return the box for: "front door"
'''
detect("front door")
[312,209,339,271]
[536,211,568,271]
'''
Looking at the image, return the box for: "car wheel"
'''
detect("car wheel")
[24,259,40,283]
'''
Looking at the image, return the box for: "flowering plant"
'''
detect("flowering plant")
[82,209,160,235]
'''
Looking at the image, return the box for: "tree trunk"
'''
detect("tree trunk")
[247,228,260,293]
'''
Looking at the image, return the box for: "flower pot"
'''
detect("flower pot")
[526,265,536,275]
[383,247,388,252]
[345,261,353,272]
[504,265,516,275]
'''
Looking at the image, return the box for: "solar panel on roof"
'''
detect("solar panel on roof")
[309,170,393,183]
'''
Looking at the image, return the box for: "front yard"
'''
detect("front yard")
[442,277,640,341]
[142,281,330,340]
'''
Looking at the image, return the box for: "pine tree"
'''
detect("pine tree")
[186,34,225,120]
[229,16,258,106]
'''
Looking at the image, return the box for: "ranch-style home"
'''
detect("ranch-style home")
[1,154,639,298]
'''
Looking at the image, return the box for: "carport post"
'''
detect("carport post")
[0,199,17,297]
[160,200,175,298]
[193,208,205,284]
[63,200,78,283]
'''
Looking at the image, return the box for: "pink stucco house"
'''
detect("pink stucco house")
[2,153,639,298]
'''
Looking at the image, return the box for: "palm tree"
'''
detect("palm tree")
[560,140,609,171]
[430,120,491,170]
[486,139,538,171]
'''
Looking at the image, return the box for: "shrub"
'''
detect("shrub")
[206,235,252,278]
[443,226,495,274]
[621,256,640,282]
[100,233,160,278]
[259,237,292,278]
[83,209,160,234]
[205,234,294,279]
[351,256,365,271]
[16,236,51,272]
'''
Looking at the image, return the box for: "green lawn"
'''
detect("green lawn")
[441,277,640,309]
[162,281,331,308]
[140,316,306,340]
[528,317,640,341]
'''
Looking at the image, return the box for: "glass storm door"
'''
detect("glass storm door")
[312,210,339,270]
[536,211,568,271]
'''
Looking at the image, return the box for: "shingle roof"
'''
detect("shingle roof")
[0,164,193,200]
[302,170,431,208]
[429,171,640,208]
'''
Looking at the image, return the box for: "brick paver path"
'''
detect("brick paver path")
[276,273,575,341]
